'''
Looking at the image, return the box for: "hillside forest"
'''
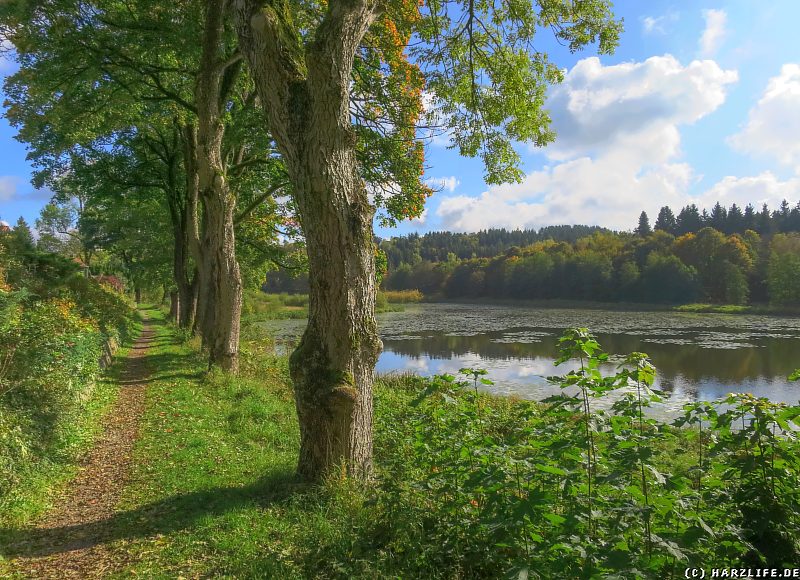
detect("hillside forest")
[261,200,800,306]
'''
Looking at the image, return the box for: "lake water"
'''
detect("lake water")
[259,303,800,408]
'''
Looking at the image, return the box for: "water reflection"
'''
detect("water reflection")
[261,303,800,406]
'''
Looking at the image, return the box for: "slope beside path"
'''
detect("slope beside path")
[4,315,155,579]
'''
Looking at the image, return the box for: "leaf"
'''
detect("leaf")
[535,463,567,476]
[543,512,566,526]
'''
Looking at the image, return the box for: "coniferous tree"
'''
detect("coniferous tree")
[654,206,677,234]
[727,203,744,234]
[10,217,35,254]
[709,202,727,232]
[635,211,652,236]
[676,204,703,235]
[757,204,773,234]
[743,204,757,231]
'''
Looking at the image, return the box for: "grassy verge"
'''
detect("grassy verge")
[243,289,404,320]
[6,307,795,577]
[112,309,420,577]
[0,313,143,532]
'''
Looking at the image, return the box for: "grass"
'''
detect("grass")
[3,305,797,577]
[244,289,404,320]
[0,312,143,531]
[103,309,425,577]
[382,289,424,303]
[673,302,800,315]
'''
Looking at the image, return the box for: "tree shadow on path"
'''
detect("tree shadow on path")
[0,470,303,558]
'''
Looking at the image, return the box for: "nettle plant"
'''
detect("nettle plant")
[402,329,800,577]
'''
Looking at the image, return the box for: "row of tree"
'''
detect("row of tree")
[383,228,800,306]
[636,200,800,237]
[1,0,622,479]
[377,200,800,273]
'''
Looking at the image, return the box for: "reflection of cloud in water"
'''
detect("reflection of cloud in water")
[261,303,800,407]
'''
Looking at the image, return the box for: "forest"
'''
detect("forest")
[263,200,800,307]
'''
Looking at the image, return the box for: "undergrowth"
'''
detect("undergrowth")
[106,315,800,578]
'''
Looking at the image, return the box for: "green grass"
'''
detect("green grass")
[673,302,800,315]
[0,312,143,531]
[103,310,425,577]
[3,307,797,577]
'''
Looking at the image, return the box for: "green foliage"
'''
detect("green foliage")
[383,227,787,305]
[0,248,136,511]
[7,309,795,577]
[767,234,800,306]
[375,330,800,576]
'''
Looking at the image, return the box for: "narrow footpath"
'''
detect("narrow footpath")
[6,316,155,579]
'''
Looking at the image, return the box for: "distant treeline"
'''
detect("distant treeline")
[385,228,800,305]
[263,200,800,306]
[381,225,608,268]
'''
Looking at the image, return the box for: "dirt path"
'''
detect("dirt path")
[7,316,155,579]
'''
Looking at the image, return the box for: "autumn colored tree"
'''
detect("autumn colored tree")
[231,0,621,479]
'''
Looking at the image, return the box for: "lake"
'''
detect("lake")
[259,303,800,408]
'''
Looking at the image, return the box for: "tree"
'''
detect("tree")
[676,204,703,235]
[8,217,34,256]
[727,203,744,234]
[1,0,286,369]
[635,211,652,236]
[709,202,727,233]
[231,0,621,480]
[654,206,677,234]
[767,234,800,305]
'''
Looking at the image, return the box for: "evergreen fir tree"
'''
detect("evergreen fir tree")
[635,211,652,236]
[654,206,677,233]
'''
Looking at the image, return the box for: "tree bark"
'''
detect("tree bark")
[234,0,381,479]
[194,0,242,372]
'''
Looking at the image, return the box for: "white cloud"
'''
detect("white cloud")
[0,38,17,74]
[642,16,661,34]
[542,55,737,163]
[435,55,740,232]
[410,208,429,226]
[426,176,460,193]
[0,176,20,202]
[699,9,727,58]
[729,64,800,173]
[641,12,679,36]
[699,172,800,208]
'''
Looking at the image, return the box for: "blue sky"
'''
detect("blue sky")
[2,1,800,236]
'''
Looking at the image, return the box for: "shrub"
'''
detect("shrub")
[383,289,424,303]
[0,266,135,508]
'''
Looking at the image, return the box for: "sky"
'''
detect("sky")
[1,1,800,236]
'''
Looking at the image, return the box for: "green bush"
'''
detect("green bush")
[0,267,135,507]
[367,331,800,576]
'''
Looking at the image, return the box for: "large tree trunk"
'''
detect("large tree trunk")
[234,0,381,479]
[194,0,242,372]
[288,157,381,480]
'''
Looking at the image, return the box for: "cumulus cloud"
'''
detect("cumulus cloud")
[729,64,800,173]
[699,172,800,208]
[542,55,738,162]
[699,9,727,57]
[426,176,460,193]
[435,55,740,232]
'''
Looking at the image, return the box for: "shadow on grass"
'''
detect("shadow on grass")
[0,470,303,558]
